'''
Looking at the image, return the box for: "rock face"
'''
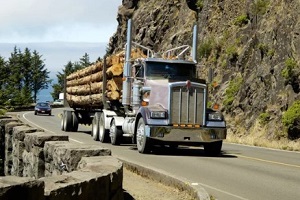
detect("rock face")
[108,0,196,54]
[108,0,300,142]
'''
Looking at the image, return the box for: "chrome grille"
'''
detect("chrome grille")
[170,84,205,125]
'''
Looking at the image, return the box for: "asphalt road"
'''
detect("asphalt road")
[18,108,300,200]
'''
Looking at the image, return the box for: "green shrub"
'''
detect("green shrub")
[251,0,270,15]
[282,100,300,129]
[223,76,243,110]
[234,14,249,27]
[267,48,275,57]
[258,112,270,125]
[225,45,239,62]
[207,101,213,108]
[198,39,214,59]
[281,58,297,83]
[258,43,268,53]
[0,109,6,116]
[196,0,204,10]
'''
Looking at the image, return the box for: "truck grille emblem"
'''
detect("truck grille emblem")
[186,80,191,90]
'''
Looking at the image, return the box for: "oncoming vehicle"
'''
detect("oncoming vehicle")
[60,19,227,156]
[34,102,52,116]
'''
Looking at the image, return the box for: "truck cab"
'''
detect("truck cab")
[120,53,226,155]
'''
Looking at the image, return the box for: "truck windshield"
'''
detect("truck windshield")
[145,62,196,80]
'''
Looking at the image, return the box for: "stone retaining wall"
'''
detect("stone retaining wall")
[0,116,123,200]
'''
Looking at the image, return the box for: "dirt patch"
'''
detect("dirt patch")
[123,168,195,200]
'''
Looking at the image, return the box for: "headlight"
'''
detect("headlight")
[208,112,223,121]
[150,111,166,119]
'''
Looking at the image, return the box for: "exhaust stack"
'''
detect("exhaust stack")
[122,19,133,106]
[192,23,198,63]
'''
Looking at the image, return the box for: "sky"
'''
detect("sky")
[0,0,122,102]
[0,0,122,43]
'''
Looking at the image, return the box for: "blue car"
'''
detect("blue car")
[34,102,52,116]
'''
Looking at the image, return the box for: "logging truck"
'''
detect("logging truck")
[61,19,226,155]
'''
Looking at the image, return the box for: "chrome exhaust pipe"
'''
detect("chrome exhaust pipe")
[192,23,198,63]
[122,19,133,106]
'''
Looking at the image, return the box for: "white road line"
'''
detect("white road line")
[195,182,249,200]
[69,138,83,144]
[22,112,83,144]
[22,112,55,134]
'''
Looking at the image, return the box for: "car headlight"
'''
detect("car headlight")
[208,112,223,121]
[150,111,166,119]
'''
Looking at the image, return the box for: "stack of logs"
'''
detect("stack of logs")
[66,49,146,107]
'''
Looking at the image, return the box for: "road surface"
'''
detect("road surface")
[18,108,300,200]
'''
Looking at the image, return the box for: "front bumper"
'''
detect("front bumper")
[36,110,51,114]
[145,125,226,144]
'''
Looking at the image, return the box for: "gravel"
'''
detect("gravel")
[123,168,195,200]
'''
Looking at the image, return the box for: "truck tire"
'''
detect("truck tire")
[71,112,78,132]
[110,119,122,145]
[61,111,66,131]
[204,141,223,156]
[136,117,151,154]
[99,112,110,143]
[91,113,100,141]
[64,111,73,132]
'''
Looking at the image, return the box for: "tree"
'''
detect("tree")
[0,56,7,105]
[79,53,92,68]
[21,48,34,104]
[31,50,52,103]
[51,53,91,100]
[6,46,23,105]
[0,46,51,107]
[51,61,74,100]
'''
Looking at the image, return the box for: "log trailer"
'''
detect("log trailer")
[61,19,226,155]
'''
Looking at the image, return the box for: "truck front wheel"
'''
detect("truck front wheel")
[136,118,151,154]
[110,119,122,145]
[204,141,223,156]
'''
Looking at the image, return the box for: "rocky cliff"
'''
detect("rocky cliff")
[108,0,300,150]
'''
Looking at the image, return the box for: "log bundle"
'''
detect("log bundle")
[66,49,146,107]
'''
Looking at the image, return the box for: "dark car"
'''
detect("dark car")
[34,102,52,116]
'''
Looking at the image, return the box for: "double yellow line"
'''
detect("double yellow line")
[235,154,300,169]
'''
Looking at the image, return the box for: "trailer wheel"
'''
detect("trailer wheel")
[64,111,73,132]
[99,112,110,143]
[204,141,222,156]
[71,112,78,132]
[91,113,100,141]
[110,119,122,145]
[136,117,151,154]
[61,111,66,131]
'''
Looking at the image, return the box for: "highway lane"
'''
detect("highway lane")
[19,108,300,200]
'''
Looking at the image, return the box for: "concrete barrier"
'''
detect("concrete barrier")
[0,116,123,200]
[0,115,210,200]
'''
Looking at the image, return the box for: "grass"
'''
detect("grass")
[234,14,249,27]
[226,133,300,151]
[223,76,243,111]
[225,119,300,151]
[0,108,7,116]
